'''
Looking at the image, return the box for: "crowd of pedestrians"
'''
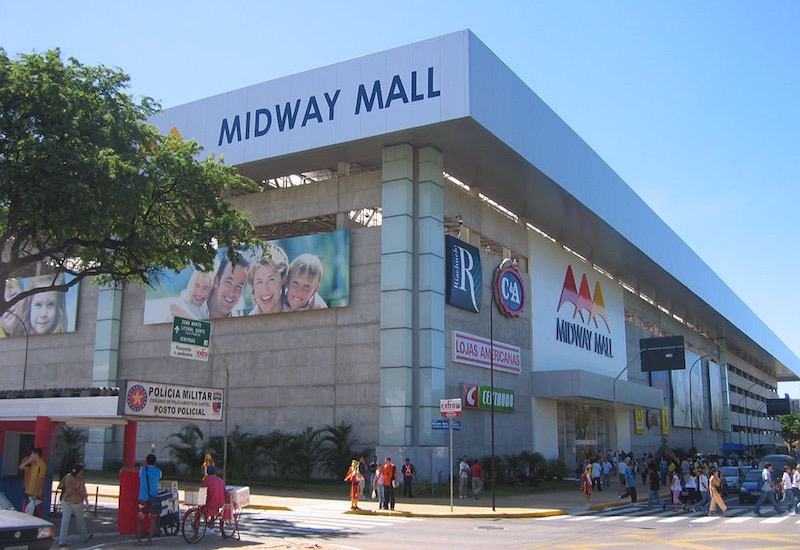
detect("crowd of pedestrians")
[578,450,800,516]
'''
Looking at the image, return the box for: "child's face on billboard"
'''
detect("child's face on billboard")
[29,291,58,334]
[285,271,320,310]
[190,278,212,307]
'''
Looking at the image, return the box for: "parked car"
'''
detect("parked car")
[0,490,55,550]
[719,466,743,495]
[739,468,765,504]
[757,454,797,474]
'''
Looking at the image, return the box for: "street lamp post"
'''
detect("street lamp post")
[489,258,512,513]
[688,352,720,453]
[740,381,760,454]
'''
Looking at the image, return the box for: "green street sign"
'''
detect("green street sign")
[171,316,211,361]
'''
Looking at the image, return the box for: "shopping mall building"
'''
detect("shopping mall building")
[2,31,798,491]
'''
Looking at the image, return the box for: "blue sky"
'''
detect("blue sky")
[2,1,798,394]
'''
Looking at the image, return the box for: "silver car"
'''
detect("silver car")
[719,466,743,494]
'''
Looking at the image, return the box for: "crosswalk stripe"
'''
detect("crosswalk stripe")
[656,517,685,523]
[625,516,656,522]
[725,516,752,523]
[689,516,719,523]
[761,515,791,523]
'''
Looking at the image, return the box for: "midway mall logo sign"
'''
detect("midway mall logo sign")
[555,265,613,358]
[217,67,441,147]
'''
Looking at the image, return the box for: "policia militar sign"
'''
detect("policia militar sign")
[118,379,224,421]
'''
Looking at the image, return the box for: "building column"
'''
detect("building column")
[416,147,445,446]
[380,144,415,447]
[87,283,123,470]
[379,144,445,450]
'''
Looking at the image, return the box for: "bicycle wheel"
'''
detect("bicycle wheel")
[181,507,207,543]
[220,509,239,540]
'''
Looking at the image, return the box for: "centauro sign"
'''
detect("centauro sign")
[118,379,224,421]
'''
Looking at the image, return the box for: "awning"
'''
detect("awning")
[531,369,664,410]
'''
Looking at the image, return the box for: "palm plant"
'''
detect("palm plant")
[319,422,358,477]
[261,430,295,480]
[289,427,322,481]
[163,424,207,475]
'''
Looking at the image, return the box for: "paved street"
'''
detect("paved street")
[45,482,800,550]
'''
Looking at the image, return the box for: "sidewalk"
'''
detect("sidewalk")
[50,480,639,549]
[74,478,640,517]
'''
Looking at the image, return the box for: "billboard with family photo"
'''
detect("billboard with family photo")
[1,273,80,338]
[143,230,350,324]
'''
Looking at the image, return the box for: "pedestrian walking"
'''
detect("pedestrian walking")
[753,462,783,516]
[670,468,683,512]
[470,460,484,499]
[591,458,603,492]
[458,455,470,499]
[779,465,797,513]
[692,467,710,513]
[56,462,92,547]
[707,468,729,517]
[581,465,593,510]
[647,464,667,511]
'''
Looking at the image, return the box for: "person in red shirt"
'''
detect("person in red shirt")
[201,466,226,516]
[381,457,397,510]
[470,460,485,499]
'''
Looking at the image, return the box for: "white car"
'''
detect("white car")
[0,490,55,550]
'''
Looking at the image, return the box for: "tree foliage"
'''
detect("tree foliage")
[0,48,257,317]
[779,413,800,452]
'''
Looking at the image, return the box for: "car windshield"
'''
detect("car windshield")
[744,470,762,482]
[720,467,739,475]
[0,490,15,510]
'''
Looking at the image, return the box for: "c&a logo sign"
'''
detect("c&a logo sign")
[555,265,614,358]
[557,265,610,333]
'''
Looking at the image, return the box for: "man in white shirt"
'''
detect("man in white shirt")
[692,467,710,514]
[591,459,603,492]
[458,455,470,499]
[602,458,613,489]
[779,465,797,513]
[753,462,783,516]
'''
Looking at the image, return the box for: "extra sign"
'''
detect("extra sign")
[170,316,211,362]
[440,398,462,418]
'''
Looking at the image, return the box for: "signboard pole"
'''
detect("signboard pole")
[449,418,454,512]
[223,364,229,484]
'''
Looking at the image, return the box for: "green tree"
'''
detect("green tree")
[56,425,88,478]
[779,413,800,452]
[0,48,257,317]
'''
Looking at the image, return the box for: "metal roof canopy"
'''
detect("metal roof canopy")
[0,396,172,428]
[156,30,799,382]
